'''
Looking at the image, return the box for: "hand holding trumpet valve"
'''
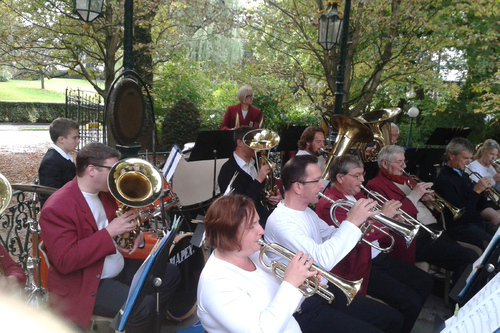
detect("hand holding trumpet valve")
[473,177,493,194]
[284,252,322,289]
[411,181,434,197]
[345,198,380,228]
[256,163,272,183]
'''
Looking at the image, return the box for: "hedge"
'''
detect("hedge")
[0,101,66,123]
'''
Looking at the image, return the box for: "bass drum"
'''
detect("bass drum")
[166,232,209,321]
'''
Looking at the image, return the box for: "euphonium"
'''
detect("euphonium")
[402,170,465,221]
[356,108,401,162]
[466,169,500,206]
[319,192,419,249]
[243,129,280,210]
[258,239,362,305]
[108,158,164,250]
[359,185,443,240]
[321,115,374,180]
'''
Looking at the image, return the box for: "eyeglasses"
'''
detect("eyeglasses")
[297,179,321,185]
[390,160,407,166]
[245,94,254,98]
[343,172,366,180]
[91,164,112,170]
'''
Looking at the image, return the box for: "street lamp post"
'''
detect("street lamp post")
[317,0,351,115]
[406,107,420,147]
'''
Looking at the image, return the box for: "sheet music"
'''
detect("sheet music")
[442,272,500,333]
[162,145,182,182]
[459,227,500,298]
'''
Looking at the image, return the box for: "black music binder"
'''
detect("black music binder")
[276,125,307,152]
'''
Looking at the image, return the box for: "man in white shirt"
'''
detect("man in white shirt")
[218,126,282,227]
[265,154,404,333]
[296,126,327,171]
[39,118,80,206]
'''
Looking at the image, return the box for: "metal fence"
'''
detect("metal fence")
[65,88,104,150]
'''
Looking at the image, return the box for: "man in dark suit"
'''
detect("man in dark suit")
[39,143,180,332]
[38,118,80,207]
[434,137,498,250]
[217,126,281,227]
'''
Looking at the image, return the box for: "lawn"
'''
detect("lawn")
[0,78,104,102]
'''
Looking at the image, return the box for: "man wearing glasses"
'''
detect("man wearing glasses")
[366,145,478,300]
[265,154,404,333]
[39,142,180,332]
[220,85,263,130]
[316,154,433,333]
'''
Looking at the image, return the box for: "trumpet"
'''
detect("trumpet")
[402,170,465,221]
[258,239,362,305]
[359,185,443,240]
[318,193,413,252]
[466,169,500,206]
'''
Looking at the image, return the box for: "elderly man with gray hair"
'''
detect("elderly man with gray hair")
[433,137,498,250]
[366,145,479,291]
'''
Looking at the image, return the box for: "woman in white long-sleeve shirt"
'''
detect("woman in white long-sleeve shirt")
[197,195,318,333]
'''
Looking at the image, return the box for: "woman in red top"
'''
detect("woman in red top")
[220,85,263,130]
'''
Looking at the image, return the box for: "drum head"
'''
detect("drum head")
[166,233,208,321]
[109,78,145,145]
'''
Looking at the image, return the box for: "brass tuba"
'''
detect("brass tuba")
[108,158,164,249]
[258,239,362,305]
[402,170,465,221]
[0,173,13,276]
[356,108,401,162]
[243,129,280,210]
[322,115,374,180]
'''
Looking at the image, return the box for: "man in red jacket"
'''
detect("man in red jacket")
[40,142,180,332]
[316,155,433,333]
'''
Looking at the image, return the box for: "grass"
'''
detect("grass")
[0,78,104,102]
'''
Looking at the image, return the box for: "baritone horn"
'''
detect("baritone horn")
[318,193,396,252]
[402,170,465,221]
[108,158,164,250]
[322,115,374,180]
[243,129,280,210]
[359,185,443,240]
[258,239,362,305]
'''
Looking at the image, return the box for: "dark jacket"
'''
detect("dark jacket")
[38,148,76,206]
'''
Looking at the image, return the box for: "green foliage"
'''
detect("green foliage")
[0,101,65,123]
[160,98,201,150]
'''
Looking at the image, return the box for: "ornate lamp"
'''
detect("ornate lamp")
[317,0,343,51]
[73,0,104,23]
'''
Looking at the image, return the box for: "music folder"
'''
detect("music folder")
[425,127,471,146]
[111,217,182,331]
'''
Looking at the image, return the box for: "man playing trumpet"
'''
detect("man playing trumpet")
[265,155,404,333]
[366,145,478,292]
[316,155,433,333]
[434,137,498,250]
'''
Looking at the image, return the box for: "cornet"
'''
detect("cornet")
[359,185,443,240]
[318,192,408,252]
[258,239,362,305]
[466,169,500,206]
[402,170,465,221]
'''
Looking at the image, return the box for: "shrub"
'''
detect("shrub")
[160,99,201,151]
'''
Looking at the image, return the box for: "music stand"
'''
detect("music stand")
[111,218,182,332]
[449,237,500,307]
[188,130,235,197]
[425,127,471,146]
[276,126,307,166]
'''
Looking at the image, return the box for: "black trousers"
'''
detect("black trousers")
[367,253,434,333]
[93,258,181,333]
[294,282,404,333]
[415,224,479,289]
